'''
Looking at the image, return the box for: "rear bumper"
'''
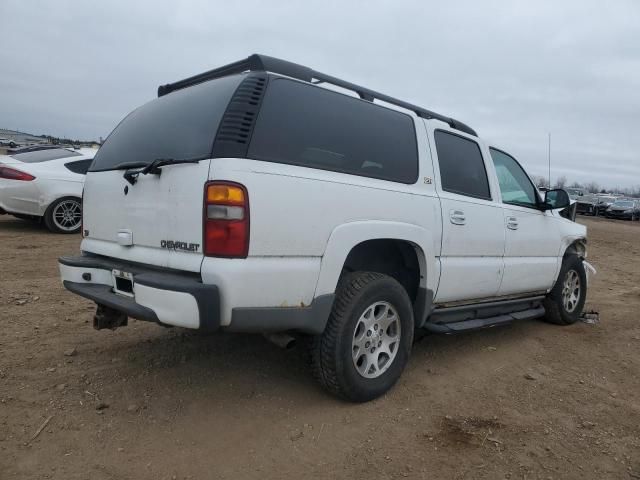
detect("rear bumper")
[59,254,220,331]
[58,253,334,334]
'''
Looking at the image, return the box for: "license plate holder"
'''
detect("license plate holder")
[112,269,134,297]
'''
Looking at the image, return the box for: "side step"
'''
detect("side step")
[422,306,545,334]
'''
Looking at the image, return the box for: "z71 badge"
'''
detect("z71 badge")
[160,240,200,252]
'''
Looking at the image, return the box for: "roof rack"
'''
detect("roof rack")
[157,54,477,137]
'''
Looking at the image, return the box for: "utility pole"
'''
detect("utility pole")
[547,132,551,188]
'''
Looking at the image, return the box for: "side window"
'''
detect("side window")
[489,148,538,208]
[64,159,93,175]
[248,78,419,184]
[434,130,491,200]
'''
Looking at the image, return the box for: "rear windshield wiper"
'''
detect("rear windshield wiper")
[123,157,204,185]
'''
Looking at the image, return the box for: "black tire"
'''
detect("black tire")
[43,197,82,234]
[543,254,587,325]
[310,272,414,402]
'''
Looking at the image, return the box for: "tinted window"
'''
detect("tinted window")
[248,78,418,184]
[90,74,244,172]
[65,159,93,175]
[489,148,538,207]
[11,148,81,163]
[434,130,491,199]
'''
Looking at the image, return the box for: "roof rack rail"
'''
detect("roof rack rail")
[157,54,477,137]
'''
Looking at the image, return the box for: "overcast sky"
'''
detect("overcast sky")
[1,0,639,188]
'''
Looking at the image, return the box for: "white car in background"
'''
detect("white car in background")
[0,147,96,233]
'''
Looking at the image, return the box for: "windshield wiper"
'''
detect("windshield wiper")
[139,157,202,175]
[122,157,203,185]
[112,161,149,171]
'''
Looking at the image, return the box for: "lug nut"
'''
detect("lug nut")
[374,324,378,330]
[370,348,375,353]
[365,341,370,348]
[367,331,372,337]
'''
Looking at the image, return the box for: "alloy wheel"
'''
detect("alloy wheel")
[352,301,401,379]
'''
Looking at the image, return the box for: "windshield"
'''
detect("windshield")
[11,148,81,163]
[89,74,244,172]
[613,201,634,208]
[599,196,615,203]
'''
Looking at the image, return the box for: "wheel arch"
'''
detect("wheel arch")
[563,237,587,259]
[314,221,436,328]
[551,236,587,287]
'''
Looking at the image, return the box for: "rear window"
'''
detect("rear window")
[90,74,244,172]
[248,78,418,184]
[11,149,81,163]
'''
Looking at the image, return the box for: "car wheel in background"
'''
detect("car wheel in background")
[542,254,587,325]
[44,197,82,234]
[310,272,414,402]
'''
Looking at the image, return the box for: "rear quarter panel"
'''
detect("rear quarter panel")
[204,118,440,324]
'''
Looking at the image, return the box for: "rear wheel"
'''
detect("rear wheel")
[543,254,587,325]
[44,197,82,234]
[311,272,414,402]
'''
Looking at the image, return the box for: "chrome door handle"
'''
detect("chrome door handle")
[506,216,518,230]
[450,210,466,225]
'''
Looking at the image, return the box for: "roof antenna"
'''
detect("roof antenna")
[547,132,551,189]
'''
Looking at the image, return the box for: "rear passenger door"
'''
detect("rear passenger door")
[430,129,505,303]
[489,148,560,296]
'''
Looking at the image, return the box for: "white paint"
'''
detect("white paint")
[134,284,200,329]
[59,263,113,285]
[0,148,94,217]
[67,84,587,330]
[201,256,322,326]
[82,160,211,272]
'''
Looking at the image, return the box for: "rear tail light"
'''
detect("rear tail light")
[0,165,35,181]
[203,181,249,257]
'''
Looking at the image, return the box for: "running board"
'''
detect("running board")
[422,306,545,334]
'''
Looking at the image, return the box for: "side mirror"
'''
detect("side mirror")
[543,189,571,210]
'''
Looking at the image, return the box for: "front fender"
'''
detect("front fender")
[314,221,437,297]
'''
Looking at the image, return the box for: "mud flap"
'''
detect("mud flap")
[583,260,597,287]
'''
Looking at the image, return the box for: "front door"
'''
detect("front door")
[489,148,560,296]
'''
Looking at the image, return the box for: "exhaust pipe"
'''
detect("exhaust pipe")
[263,332,296,349]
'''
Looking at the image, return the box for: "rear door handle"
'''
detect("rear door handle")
[506,216,519,230]
[450,210,466,225]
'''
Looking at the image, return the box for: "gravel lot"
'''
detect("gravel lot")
[1,215,639,479]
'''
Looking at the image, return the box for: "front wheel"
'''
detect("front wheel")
[310,272,414,402]
[44,197,82,234]
[543,255,587,325]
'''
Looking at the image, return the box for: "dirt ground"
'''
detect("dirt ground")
[1,215,639,479]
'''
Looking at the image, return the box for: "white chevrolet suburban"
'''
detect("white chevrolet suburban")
[59,54,587,402]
